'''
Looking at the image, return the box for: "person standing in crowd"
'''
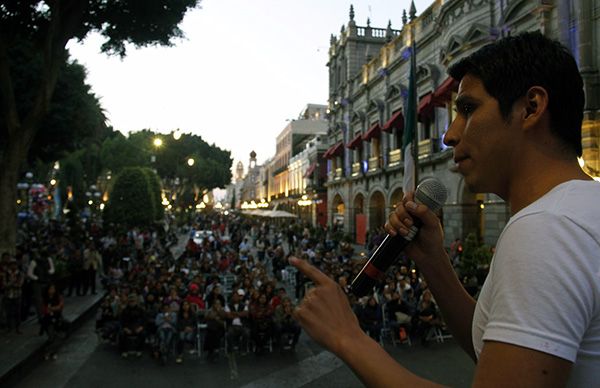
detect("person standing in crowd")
[83,241,102,295]
[41,283,64,360]
[290,32,600,387]
[66,247,84,297]
[2,256,25,334]
[27,249,55,333]
[255,237,266,263]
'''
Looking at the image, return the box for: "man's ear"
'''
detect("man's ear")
[522,86,549,128]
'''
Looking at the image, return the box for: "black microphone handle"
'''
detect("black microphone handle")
[350,218,422,298]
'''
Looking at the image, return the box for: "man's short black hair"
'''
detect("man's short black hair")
[449,31,584,156]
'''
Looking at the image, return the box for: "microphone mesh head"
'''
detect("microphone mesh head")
[415,178,448,211]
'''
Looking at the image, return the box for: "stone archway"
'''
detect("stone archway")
[389,187,404,213]
[368,190,386,232]
[332,193,346,230]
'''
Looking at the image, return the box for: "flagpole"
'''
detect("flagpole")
[401,1,419,195]
[410,21,419,189]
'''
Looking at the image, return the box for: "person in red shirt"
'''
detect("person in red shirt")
[184,283,205,310]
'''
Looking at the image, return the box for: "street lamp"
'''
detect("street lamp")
[153,137,163,148]
[187,158,195,167]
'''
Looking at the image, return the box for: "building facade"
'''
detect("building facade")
[268,104,329,212]
[325,0,600,247]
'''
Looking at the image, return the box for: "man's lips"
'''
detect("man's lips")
[454,155,468,164]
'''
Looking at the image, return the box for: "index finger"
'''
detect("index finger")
[288,256,331,286]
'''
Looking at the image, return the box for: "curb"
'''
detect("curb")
[1,293,105,388]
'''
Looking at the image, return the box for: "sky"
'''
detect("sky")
[67,0,434,181]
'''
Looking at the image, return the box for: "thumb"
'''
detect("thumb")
[404,200,440,228]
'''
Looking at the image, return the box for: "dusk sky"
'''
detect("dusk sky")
[67,0,434,181]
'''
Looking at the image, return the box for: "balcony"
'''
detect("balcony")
[388,148,402,167]
[418,138,440,158]
[334,167,343,181]
[368,156,380,173]
[351,162,361,177]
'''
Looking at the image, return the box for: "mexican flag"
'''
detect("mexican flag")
[402,37,417,194]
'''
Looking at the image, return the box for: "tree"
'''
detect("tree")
[98,129,232,209]
[104,167,160,228]
[142,167,164,221]
[456,232,493,294]
[0,0,201,254]
[100,131,151,175]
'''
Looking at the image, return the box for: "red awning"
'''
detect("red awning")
[382,110,404,132]
[433,77,458,106]
[324,141,344,159]
[346,133,363,149]
[303,163,317,178]
[323,143,335,159]
[418,92,434,121]
[362,122,381,141]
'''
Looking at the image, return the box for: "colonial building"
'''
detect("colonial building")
[267,104,329,212]
[325,0,599,247]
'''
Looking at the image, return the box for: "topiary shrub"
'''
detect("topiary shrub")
[104,167,158,227]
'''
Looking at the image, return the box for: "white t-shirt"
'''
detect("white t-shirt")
[224,303,248,326]
[472,180,600,387]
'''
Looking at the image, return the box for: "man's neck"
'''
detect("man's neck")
[507,157,591,214]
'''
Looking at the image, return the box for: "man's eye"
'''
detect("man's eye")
[455,103,475,116]
[462,104,475,115]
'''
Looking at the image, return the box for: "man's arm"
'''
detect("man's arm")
[290,256,443,388]
[290,257,573,388]
[473,341,572,388]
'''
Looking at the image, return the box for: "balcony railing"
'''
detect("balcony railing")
[368,156,380,172]
[388,148,402,167]
[351,162,361,177]
[418,138,440,158]
[334,167,343,180]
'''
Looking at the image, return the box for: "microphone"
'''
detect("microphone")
[350,178,448,297]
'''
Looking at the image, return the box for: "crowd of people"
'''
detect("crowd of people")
[90,212,306,365]
[0,209,464,365]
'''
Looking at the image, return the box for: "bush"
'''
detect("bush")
[457,233,492,284]
[104,167,162,227]
[142,167,164,221]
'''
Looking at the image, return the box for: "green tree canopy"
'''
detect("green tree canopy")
[0,0,201,254]
[99,129,232,199]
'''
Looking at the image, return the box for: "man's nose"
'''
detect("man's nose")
[443,119,460,148]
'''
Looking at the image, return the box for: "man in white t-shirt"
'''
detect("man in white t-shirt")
[224,289,250,354]
[289,32,599,387]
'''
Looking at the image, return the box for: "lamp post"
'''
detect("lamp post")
[151,137,163,165]
[85,184,102,219]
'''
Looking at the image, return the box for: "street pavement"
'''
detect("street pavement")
[0,286,104,387]
[12,316,474,388]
